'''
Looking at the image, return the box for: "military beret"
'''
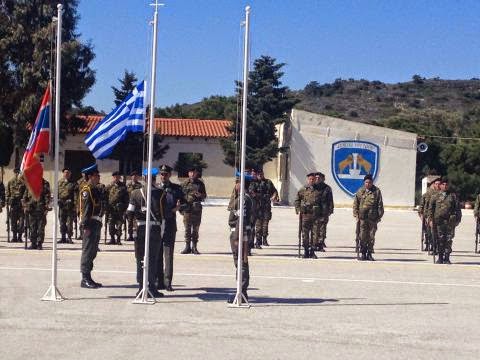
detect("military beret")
[440,177,449,184]
[142,167,159,176]
[81,164,98,175]
[112,171,121,176]
[159,164,172,173]
[428,176,441,186]
[14,168,20,174]
[130,170,139,176]
[315,172,325,178]
[234,170,254,181]
[364,174,373,181]
[188,166,200,172]
[62,167,71,172]
[306,172,316,177]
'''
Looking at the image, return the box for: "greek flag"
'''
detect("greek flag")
[85,81,146,159]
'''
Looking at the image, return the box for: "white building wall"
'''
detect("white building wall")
[286,109,417,208]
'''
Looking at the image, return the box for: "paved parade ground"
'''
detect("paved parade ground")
[2,205,480,359]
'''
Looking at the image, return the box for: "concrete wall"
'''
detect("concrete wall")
[284,109,417,208]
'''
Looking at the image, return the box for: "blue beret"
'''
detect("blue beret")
[143,167,159,176]
[235,170,255,181]
[81,164,98,175]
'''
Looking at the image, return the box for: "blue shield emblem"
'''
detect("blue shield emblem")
[331,140,380,197]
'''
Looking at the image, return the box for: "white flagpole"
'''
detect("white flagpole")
[230,5,251,308]
[134,0,163,304]
[42,3,64,302]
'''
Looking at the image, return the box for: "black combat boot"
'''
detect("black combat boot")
[443,253,451,264]
[254,238,262,249]
[302,246,310,259]
[191,242,200,255]
[127,235,135,242]
[12,233,17,242]
[28,242,38,250]
[366,251,375,261]
[17,234,23,243]
[80,273,99,289]
[67,236,74,244]
[435,253,444,264]
[59,234,67,244]
[360,251,367,261]
[262,236,270,246]
[107,237,116,245]
[309,247,318,259]
[116,235,122,245]
[180,242,192,254]
[37,242,43,250]
[87,273,102,288]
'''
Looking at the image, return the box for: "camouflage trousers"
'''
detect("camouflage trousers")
[183,211,202,244]
[108,210,124,239]
[300,214,315,248]
[359,219,378,252]
[434,219,455,255]
[127,216,136,238]
[255,208,272,240]
[313,216,329,246]
[9,205,24,238]
[28,212,47,245]
[59,206,75,238]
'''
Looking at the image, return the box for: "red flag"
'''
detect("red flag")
[21,85,51,200]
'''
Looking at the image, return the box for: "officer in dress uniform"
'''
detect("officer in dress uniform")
[127,167,164,298]
[79,164,103,289]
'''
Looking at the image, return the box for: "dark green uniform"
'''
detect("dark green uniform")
[295,184,321,258]
[353,185,384,258]
[181,178,207,252]
[228,191,253,300]
[127,179,143,240]
[127,185,165,291]
[105,180,129,244]
[58,177,77,242]
[312,182,334,251]
[249,178,277,247]
[75,176,88,240]
[6,175,26,242]
[419,187,436,251]
[79,182,103,277]
[22,179,51,249]
[428,190,461,263]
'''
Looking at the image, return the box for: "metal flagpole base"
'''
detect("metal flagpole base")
[132,288,156,305]
[41,285,65,302]
[228,292,251,308]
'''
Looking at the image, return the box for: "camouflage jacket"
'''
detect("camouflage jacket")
[294,185,321,215]
[249,178,277,209]
[106,181,129,213]
[181,178,207,212]
[428,191,462,225]
[228,192,255,230]
[353,185,384,222]
[58,178,77,210]
[315,182,334,217]
[6,176,26,206]
[418,187,436,216]
[23,179,51,213]
[127,180,143,195]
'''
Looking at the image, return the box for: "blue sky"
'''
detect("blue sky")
[77,0,480,113]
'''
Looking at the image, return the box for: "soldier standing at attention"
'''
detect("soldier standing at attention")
[428,177,462,264]
[105,171,129,245]
[156,165,185,292]
[418,176,441,251]
[22,178,51,250]
[313,172,334,252]
[58,168,77,244]
[249,168,278,248]
[126,170,143,242]
[79,164,103,289]
[6,168,26,242]
[127,167,164,298]
[227,179,253,303]
[75,171,89,240]
[180,167,207,255]
[353,174,384,261]
[295,173,320,259]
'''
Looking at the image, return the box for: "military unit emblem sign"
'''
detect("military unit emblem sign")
[331,140,380,197]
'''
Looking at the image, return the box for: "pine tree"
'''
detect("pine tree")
[111,70,138,107]
[221,55,299,169]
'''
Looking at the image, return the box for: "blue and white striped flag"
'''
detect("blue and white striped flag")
[85,81,146,159]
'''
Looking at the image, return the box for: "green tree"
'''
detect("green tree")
[0,0,95,166]
[221,55,299,169]
[111,70,138,107]
[173,153,208,178]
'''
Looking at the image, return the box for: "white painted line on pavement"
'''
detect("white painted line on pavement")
[1,266,480,289]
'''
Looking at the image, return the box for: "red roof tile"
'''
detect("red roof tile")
[73,116,230,138]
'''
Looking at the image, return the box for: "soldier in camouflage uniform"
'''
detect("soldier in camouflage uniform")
[126,171,143,242]
[427,177,461,264]
[105,171,129,245]
[313,172,334,252]
[22,178,51,250]
[180,167,207,255]
[295,172,320,259]
[6,168,26,242]
[353,174,384,261]
[249,168,278,248]
[418,176,441,252]
[58,168,77,243]
[76,172,89,240]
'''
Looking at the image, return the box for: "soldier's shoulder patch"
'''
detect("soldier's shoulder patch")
[82,190,89,198]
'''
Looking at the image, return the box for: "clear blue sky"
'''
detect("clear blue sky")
[77,0,480,113]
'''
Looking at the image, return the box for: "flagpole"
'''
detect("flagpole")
[230,5,251,308]
[43,3,64,302]
[134,0,163,305]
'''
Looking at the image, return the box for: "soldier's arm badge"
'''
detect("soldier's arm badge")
[82,191,89,198]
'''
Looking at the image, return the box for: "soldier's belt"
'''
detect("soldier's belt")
[91,216,102,222]
[137,220,162,226]
[229,225,251,232]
